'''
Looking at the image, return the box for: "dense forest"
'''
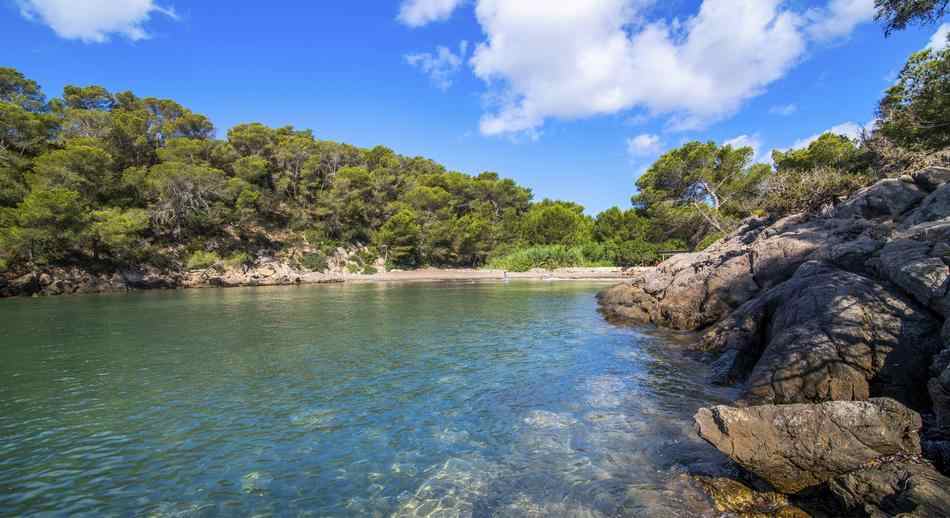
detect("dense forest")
[0,7,946,278]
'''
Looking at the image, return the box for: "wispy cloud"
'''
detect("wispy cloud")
[405,41,469,91]
[626,133,662,157]
[769,104,797,116]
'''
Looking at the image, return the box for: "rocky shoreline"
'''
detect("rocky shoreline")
[0,265,628,298]
[599,167,950,516]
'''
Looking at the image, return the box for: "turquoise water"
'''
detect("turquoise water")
[0,282,736,517]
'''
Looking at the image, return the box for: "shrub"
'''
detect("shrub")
[299,251,329,272]
[487,244,605,272]
[185,250,220,270]
[224,251,253,270]
[361,264,378,275]
[763,167,872,216]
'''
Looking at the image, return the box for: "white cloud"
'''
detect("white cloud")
[769,103,798,116]
[928,23,949,51]
[466,0,874,137]
[627,133,661,156]
[17,0,176,43]
[405,41,469,91]
[398,0,465,27]
[805,0,875,41]
[724,134,762,159]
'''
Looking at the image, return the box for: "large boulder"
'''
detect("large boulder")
[703,261,940,407]
[833,178,927,220]
[827,460,950,517]
[874,239,950,317]
[694,398,922,494]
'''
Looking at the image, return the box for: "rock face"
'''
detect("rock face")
[601,168,950,511]
[694,398,922,493]
[706,261,939,408]
[827,460,950,517]
[597,215,882,331]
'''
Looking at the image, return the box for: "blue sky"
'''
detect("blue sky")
[1,1,946,214]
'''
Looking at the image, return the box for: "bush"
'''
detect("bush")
[299,251,329,272]
[224,251,253,270]
[487,244,607,272]
[763,167,872,216]
[361,264,378,275]
[185,250,220,270]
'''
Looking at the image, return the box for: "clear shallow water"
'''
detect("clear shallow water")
[0,281,737,517]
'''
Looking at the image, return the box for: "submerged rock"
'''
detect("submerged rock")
[694,399,922,493]
[691,476,810,517]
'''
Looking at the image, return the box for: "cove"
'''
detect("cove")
[0,281,737,516]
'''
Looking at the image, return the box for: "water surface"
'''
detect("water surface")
[0,281,736,516]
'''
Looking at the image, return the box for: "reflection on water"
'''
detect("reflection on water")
[0,282,738,516]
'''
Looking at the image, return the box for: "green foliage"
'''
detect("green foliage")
[633,141,769,245]
[0,67,45,111]
[185,250,220,270]
[875,0,948,35]
[521,200,592,246]
[487,244,612,272]
[224,251,254,270]
[0,187,87,268]
[763,167,873,216]
[772,133,867,172]
[88,208,149,260]
[298,252,328,272]
[31,144,115,201]
[877,43,950,151]
[375,209,421,268]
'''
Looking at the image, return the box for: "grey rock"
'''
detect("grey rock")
[902,183,950,228]
[876,239,950,315]
[834,178,927,220]
[912,166,950,192]
[694,398,922,493]
[705,261,939,407]
[598,215,859,331]
[827,460,950,517]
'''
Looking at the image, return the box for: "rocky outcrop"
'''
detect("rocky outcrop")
[827,460,950,517]
[694,399,923,493]
[597,215,881,331]
[0,266,179,297]
[0,261,341,297]
[705,261,939,408]
[601,167,950,512]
